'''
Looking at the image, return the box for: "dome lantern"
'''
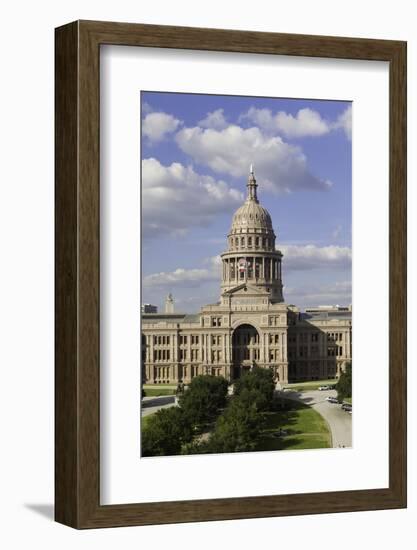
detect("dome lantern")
[247,164,258,203]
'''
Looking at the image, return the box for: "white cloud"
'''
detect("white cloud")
[143,245,351,291]
[142,158,243,238]
[144,255,221,289]
[280,244,352,271]
[333,105,352,140]
[285,281,352,308]
[175,125,332,194]
[240,105,352,141]
[142,112,181,143]
[143,267,218,288]
[141,101,153,115]
[198,108,228,130]
[241,107,330,138]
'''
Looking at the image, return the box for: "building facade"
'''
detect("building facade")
[142,167,352,385]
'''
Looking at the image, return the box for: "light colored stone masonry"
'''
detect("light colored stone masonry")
[142,168,352,384]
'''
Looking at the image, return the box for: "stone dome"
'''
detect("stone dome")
[231,200,273,232]
[230,166,274,235]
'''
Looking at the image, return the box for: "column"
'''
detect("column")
[265,332,270,365]
[149,334,154,383]
[171,333,177,382]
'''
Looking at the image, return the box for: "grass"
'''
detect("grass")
[283,379,337,392]
[256,399,331,451]
[143,384,177,388]
[140,395,332,454]
[143,384,177,397]
[343,397,352,405]
[141,414,155,429]
[143,388,176,397]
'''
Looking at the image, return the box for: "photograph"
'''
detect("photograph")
[140,91,353,457]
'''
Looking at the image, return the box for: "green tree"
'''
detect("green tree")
[207,389,263,453]
[179,375,228,426]
[336,363,352,402]
[233,367,275,411]
[142,407,192,457]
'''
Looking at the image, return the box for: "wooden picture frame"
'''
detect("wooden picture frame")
[55,20,407,529]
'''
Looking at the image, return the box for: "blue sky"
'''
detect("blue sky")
[141,91,352,312]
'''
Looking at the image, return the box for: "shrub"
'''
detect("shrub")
[336,363,352,402]
[207,389,263,453]
[233,367,275,411]
[141,407,192,457]
[179,375,228,426]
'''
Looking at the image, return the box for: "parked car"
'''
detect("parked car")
[326,396,339,404]
[318,385,330,391]
[341,403,352,411]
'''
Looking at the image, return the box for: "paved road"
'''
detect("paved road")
[278,389,352,448]
[141,389,352,448]
[141,395,177,417]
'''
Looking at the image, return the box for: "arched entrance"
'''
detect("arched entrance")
[232,324,260,379]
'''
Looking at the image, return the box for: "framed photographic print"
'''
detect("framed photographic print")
[55,20,407,528]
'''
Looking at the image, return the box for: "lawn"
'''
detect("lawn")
[141,414,155,429]
[343,397,352,405]
[143,388,177,397]
[283,379,336,392]
[256,399,331,451]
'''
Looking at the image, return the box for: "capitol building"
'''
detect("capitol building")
[142,167,352,385]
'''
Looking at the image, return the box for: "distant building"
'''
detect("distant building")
[165,293,174,314]
[305,305,351,314]
[141,304,158,314]
[141,167,352,385]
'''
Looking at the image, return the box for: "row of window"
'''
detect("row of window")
[153,335,170,346]
[153,349,170,361]
[230,236,274,249]
[327,332,344,342]
[234,333,260,345]
[234,348,260,361]
[211,350,222,363]
[328,346,344,357]
[269,334,281,344]
[211,335,222,346]
[269,350,280,361]
[225,258,281,281]
[149,363,231,379]
[269,316,283,326]
[288,332,343,344]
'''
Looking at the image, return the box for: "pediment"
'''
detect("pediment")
[223,283,266,296]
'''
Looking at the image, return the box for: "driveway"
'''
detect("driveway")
[141,395,177,417]
[278,389,352,448]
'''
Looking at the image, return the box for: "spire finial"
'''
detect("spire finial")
[246,164,258,202]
